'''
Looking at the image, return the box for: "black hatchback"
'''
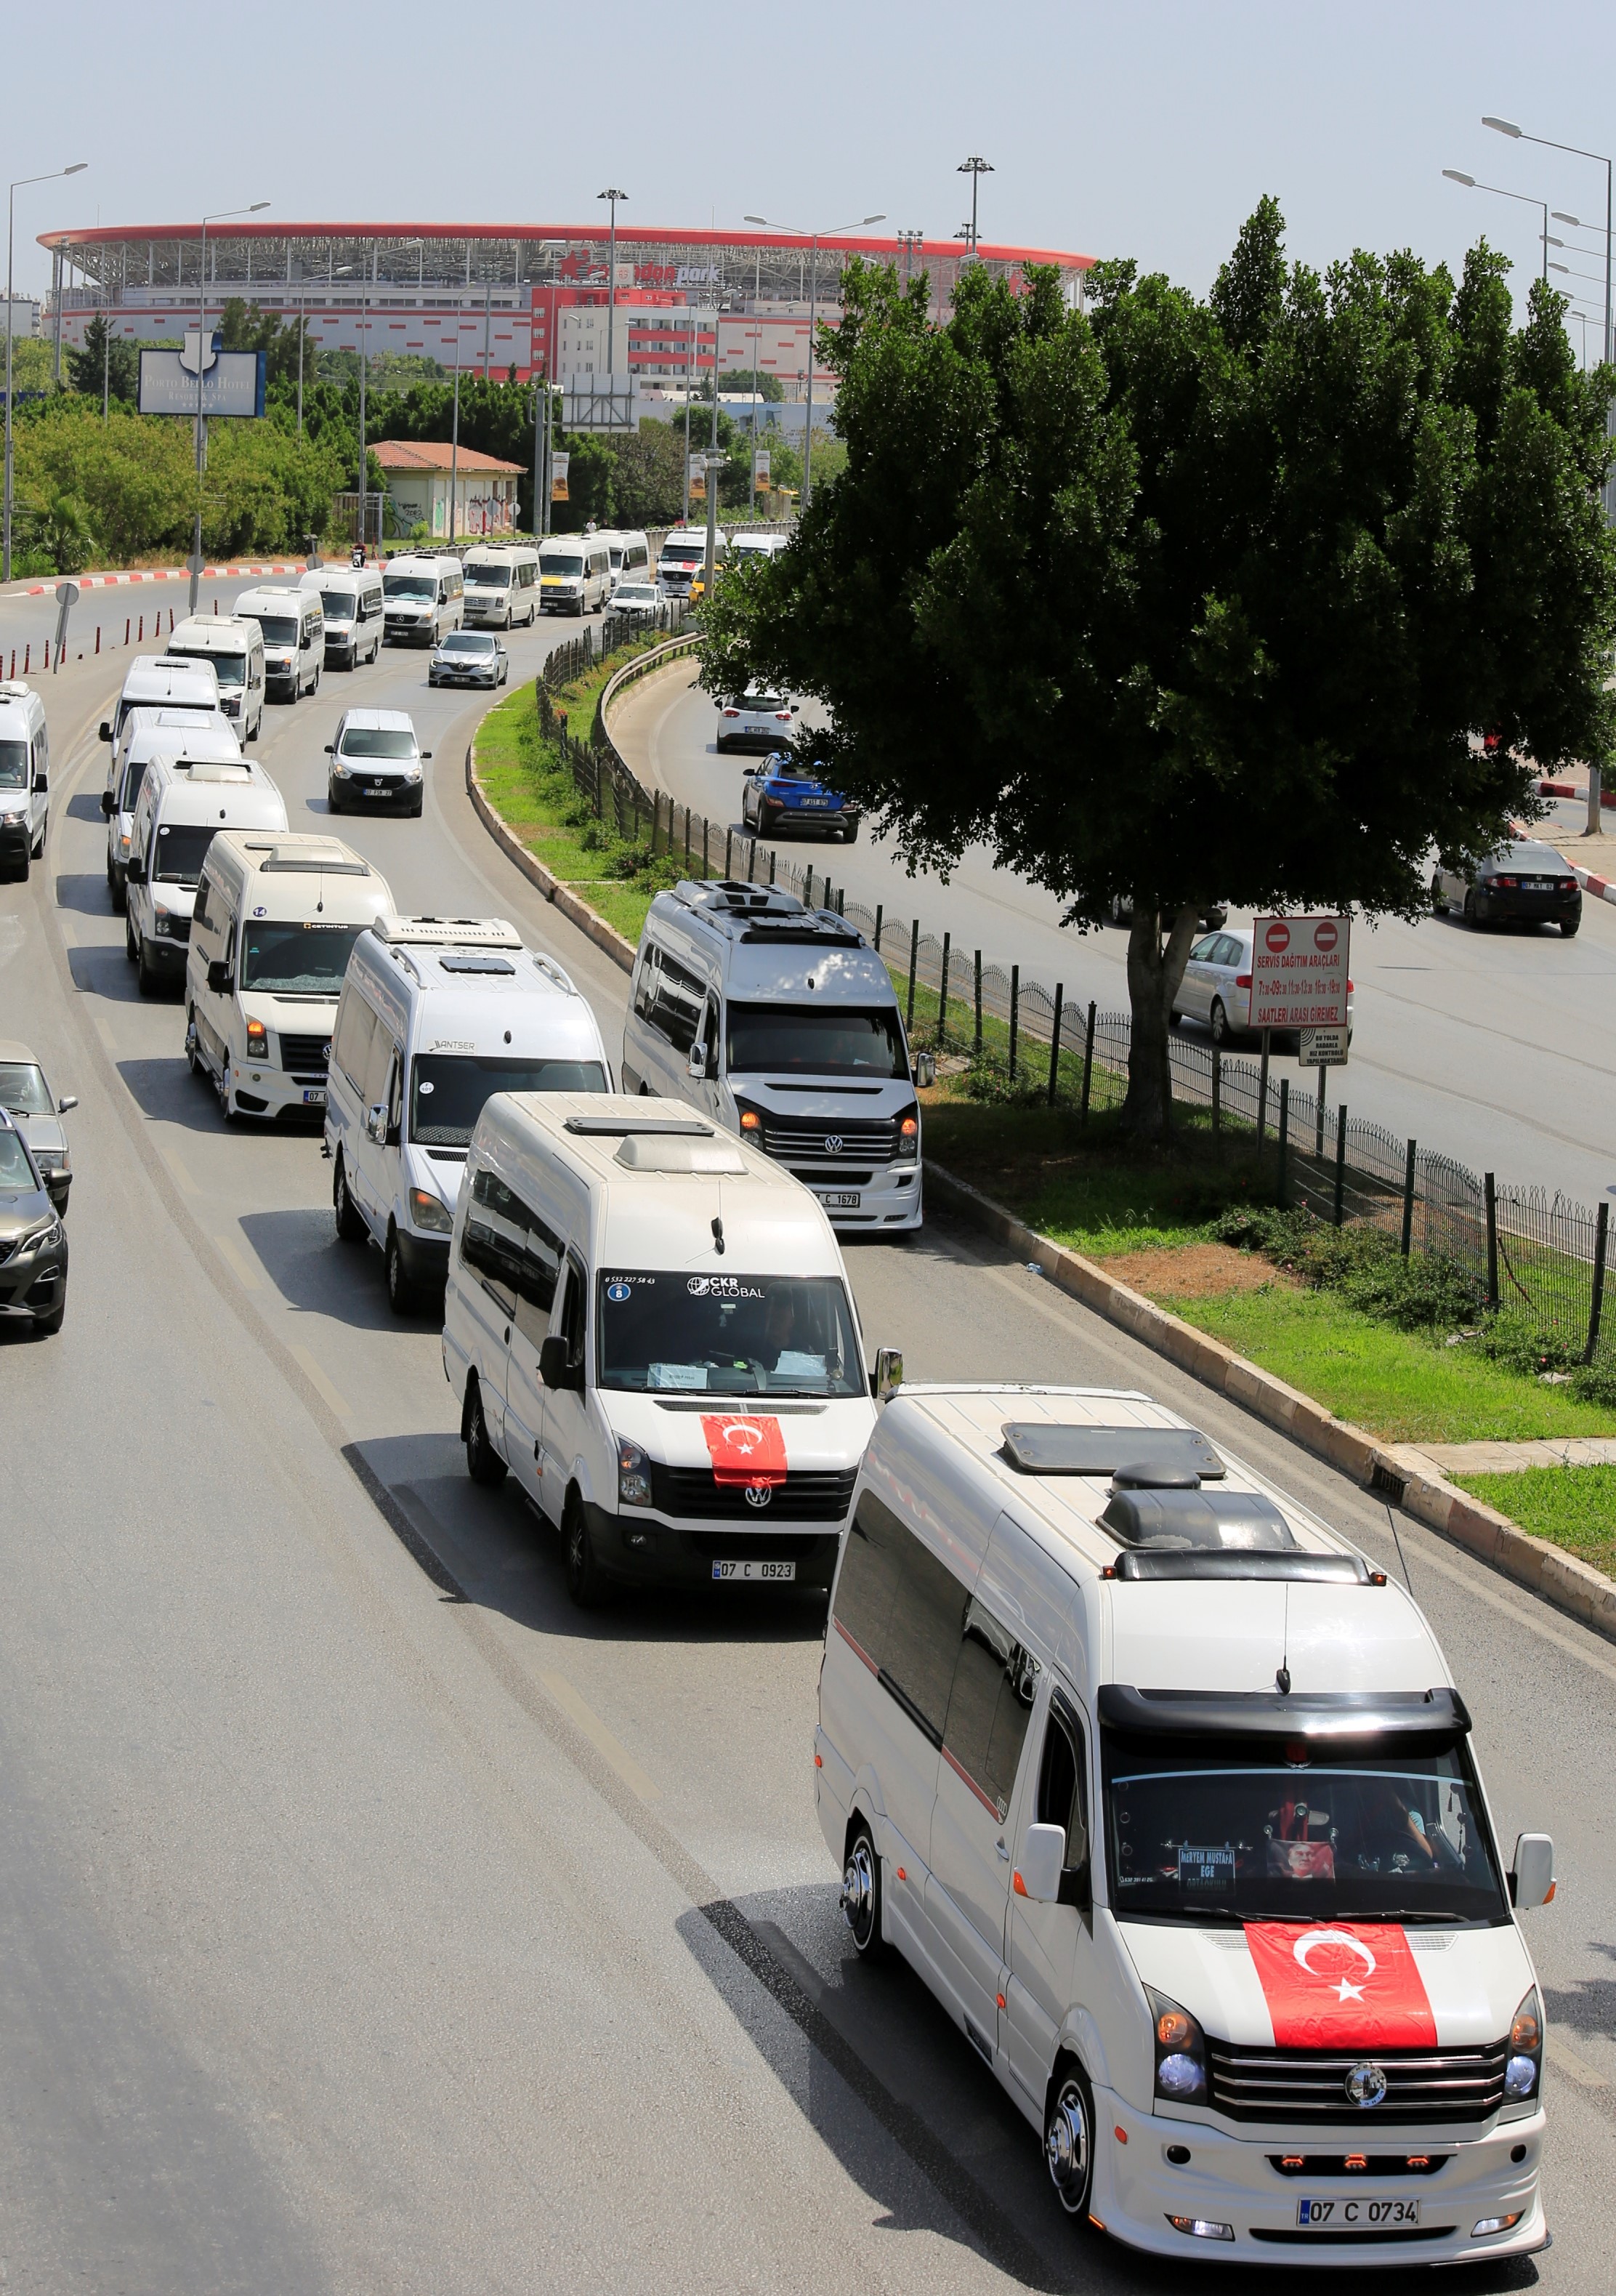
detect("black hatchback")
[0,1107,68,1335]
[1433,840,1583,936]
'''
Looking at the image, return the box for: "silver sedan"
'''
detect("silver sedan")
[1172,927,1356,1047]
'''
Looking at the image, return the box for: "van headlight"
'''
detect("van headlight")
[896,1105,920,1159]
[1505,1988,1543,2100]
[403,763,423,780]
[1148,1989,1208,2103]
[408,1186,453,1234]
[246,1019,269,1062]
[617,1438,653,1507]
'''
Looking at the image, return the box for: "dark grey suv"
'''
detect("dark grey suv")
[0,1107,68,1335]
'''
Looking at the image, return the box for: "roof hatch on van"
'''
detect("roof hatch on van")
[251,842,372,875]
[564,1115,712,1137]
[613,1134,748,1175]
[1000,1422,1225,1480]
[437,952,515,975]
[1099,1486,1297,1552]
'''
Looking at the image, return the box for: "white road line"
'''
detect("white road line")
[539,1670,660,1803]
[1548,2035,1610,2090]
[159,1143,201,1197]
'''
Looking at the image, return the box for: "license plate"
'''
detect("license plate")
[823,1191,862,1210]
[711,1558,797,1582]
[302,1089,326,1107]
[1296,2199,1420,2229]
[799,797,831,809]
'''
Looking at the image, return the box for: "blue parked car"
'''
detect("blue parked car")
[740,753,860,842]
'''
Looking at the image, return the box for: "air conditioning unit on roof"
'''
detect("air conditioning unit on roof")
[375,914,523,948]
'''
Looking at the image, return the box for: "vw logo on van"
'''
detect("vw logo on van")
[743,1482,773,1509]
[824,1135,844,1154]
[1344,2063,1388,2108]
[322,1042,331,1062]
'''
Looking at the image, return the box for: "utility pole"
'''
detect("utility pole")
[190,200,270,614]
[743,208,884,509]
[101,315,109,425]
[296,310,304,438]
[357,239,371,555]
[449,353,461,545]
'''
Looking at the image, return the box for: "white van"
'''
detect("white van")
[383,552,464,646]
[100,655,222,749]
[442,1093,879,1604]
[463,545,540,629]
[233,586,323,701]
[165,615,267,741]
[538,534,611,616]
[101,711,242,909]
[0,680,50,881]
[184,833,394,1124]
[595,528,651,591]
[729,531,791,566]
[818,1383,1555,2266]
[324,916,611,1313]
[299,565,384,669]
[124,754,288,997]
[656,525,726,599]
[623,881,926,1232]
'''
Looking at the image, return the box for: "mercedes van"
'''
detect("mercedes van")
[300,565,384,668]
[165,615,267,741]
[185,834,394,1123]
[538,534,611,616]
[818,1383,1555,2268]
[125,754,288,996]
[656,525,726,600]
[102,712,242,909]
[596,528,651,591]
[233,587,323,701]
[383,552,464,646]
[100,655,222,749]
[0,680,50,880]
[623,881,926,1232]
[324,915,611,1313]
[463,544,540,629]
[442,1093,879,1604]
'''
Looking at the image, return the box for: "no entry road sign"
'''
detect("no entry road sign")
[1251,914,1350,1030]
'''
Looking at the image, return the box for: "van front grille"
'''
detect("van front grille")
[760,1116,899,1169]
[649,1464,857,1522]
[278,1034,331,1073]
[1206,2039,1508,2125]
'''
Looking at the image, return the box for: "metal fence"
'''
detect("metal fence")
[537,645,1616,1366]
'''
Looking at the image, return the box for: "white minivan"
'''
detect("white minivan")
[595,528,651,591]
[233,586,323,701]
[0,680,51,881]
[383,552,464,646]
[100,654,222,749]
[324,915,611,1314]
[656,525,726,599]
[165,615,267,741]
[818,1383,1555,2267]
[538,534,611,616]
[125,754,288,996]
[441,1093,879,1604]
[102,712,242,909]
[300,565,385,669]
[463,545,540,629]
[185,833,393,1124]
[624,880,927,1232]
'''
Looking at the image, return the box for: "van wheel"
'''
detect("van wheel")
[185,1010,205,1078]
[124,914,137,964]
[385,1225,416,1316]
[463,1377,507,1487]
[564,1494,607,1608]
[1044,2060,1097,2221]
[137,940,160,998]
[840,1819,887,1961]
[333,1156,366,1241]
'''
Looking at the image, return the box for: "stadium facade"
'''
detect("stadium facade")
[39,222,1092,394]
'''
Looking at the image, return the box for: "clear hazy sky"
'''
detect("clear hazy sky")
[16,0,1614,352]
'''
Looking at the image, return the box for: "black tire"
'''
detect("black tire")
[31,813,45,858]
[464,1377,507,1487]
[409,798,423,818]
[385,1225,416,1316]
[1430,871,1447,914]
[333,1155,366,1242]
[564,1494,607,1607]
[1463,888,1482,928]
[137,939,160,998]
[1043,2060,1098,2222]
[839,1818,887,1962]
[185,1010,206,1079]
[32,1297,65,1338]
[1209,998,1232,1046]
[124,914,137,964]
[15,839,29,883]
[1562,916,1581,938]
[840,820,859,843]
[328,786,344,815]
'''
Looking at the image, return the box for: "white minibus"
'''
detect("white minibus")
[596,529,651,590]
[383,553,464,646]
[300,565,384,668]
[124,754,287,996]
[102,711,241,909]
[538,535,612,616]
[656,525,726,599]
[100,655,222,749]
[463,545,540,629]
[165,616,267,741]
[233,587,323,701]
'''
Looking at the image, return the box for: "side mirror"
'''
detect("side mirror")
[99,721,113,743]
[538,1334,568,1390]
[206,959,232,994]
[57,1095,78,1114]
[873,1345,903,1403]
[323,744,335,755]
[421,749,432,762]
[33,770,47,794]
[687,1045,707,1080]
[913,1050,936,1089]
[100,790,115,817]
[126,858,146,886]
[365,1103,387,1145]
[1015,1824,1067,1906]
[1511,1832,1556,1910]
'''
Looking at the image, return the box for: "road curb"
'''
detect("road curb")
[463,741,639,975]
[1,560,307,600]
[924,1161,1616,1646]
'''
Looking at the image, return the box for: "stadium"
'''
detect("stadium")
[39,221,1094,395]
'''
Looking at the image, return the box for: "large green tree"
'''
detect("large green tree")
[700,204,1616,1137]
[65,314,140,406]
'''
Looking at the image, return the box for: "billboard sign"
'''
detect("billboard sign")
[550,451,570,502]
[1250,914,1350,1031]
[688,454,706,501]
[138,337,265,418]
[752,448,771,491]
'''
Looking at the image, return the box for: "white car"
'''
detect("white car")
[428,630,508,690]
[1173,926,1355,1046]
[610,581,666,624]
[716,686,799,754]
[325,709,430,817]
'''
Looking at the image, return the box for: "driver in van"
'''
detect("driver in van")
[1346,1777,1447,1874]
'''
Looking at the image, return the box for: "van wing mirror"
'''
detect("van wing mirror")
[100,721,113,743]
[1510,1832,1556,1910]
[538,1334,569,1390]
[100,790,115,817]
[1016,1824,1067,1906]
[687,1044,706,1080]
[913,1050,936,1089]
[365,1103,388,1145]
[421,750,432,761]
[873,1345,903,1403]
[206,959,232,994]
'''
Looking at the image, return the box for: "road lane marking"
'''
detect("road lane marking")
[212,1230,262,1292]
[1548,2036,1609,2090]
[288,1342,352,1422]
[539,1669,660,1802]
[158,1143,200,1197]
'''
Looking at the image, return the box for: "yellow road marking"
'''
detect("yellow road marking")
[212,1230,262,1292]
[1548,2035,1609,2090]
[539,1669,660,1802]
[288,1342,352,1422]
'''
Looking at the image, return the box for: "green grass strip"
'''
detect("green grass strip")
[1450,1465,1616,1581]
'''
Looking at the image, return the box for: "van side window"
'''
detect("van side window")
[462,1167,527,1302]
[334,991,377,1094]
[1036,1699,1089,1875]
[701,999,720,1076]
[833,1489,960,1749]
[649,946,704,1054]
[942,1598,1040,1822]
[513,1209,565,1346]
[193,876,214,933]
[557,1258,587,1373]
[363,1027,397,1115]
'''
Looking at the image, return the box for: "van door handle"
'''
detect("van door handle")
[995,1838,1009,1861]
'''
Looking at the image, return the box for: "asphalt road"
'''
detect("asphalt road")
[613,667,1616,1210]
[1,591,1614,2292]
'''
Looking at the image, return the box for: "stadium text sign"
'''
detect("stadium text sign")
[1250,914,1350,1030]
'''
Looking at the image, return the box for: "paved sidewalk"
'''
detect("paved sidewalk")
[1410,1438,1616,1475]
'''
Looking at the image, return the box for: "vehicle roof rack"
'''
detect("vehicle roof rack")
[666,878,864,948]
[563,1115,714,1137]
[374,915,522,949]
[1108,1550,1374,1583]
[1001,1422,1226,1480]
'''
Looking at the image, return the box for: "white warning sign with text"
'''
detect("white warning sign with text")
[1250,914,1350,1031]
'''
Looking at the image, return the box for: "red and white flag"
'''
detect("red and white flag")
[1245,1922,1437,2049]
[700,1414,788,1489]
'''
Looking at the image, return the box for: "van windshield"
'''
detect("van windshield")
[384,574,437,600]
[727,1003,908,1079]
[245,615,299,645]
[171,648,246,687]
[597,1271,863,1396]
[410,1055,605,1145]
[319,592,357,621]
[150,823,217,885]
[0,740,26,790]
[241,920,368,994]
[661,544,705,565]
[339,728,416,760]
[1103,1736,1508,1924]
[466,567,509,589]
[543,555,584,578]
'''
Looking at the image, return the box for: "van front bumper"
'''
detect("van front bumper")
[227,1061,330,1119]
[395,1229,451,1289]
[1091,2090,1547,2268]
[582,1504,840,1592]
[0,816,33,864]
[790,1164,921,1233]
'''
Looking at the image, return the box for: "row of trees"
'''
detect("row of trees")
[703,202,1616,1137]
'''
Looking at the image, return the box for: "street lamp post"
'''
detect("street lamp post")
[896,229,924,286]
[1484,116,1612,365]
[4,160,88,584]
[744,210,884,508]
[597,189,627,378]
[1442,171,1551,281]
[957,156,994,257]
[190,201,270,612]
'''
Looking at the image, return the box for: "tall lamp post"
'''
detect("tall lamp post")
[896,229,924,286]
[957,156,994,257]
[743,211,884,508]
[597,188,627,378]
[190,201,270,611]
[4,160,88,584]
[1484,116,1612,365]
[1442,170,1552,281]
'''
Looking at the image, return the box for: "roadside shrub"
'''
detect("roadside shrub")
[1477,1310,1577,1379]
[1212,1204,1485,1331]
